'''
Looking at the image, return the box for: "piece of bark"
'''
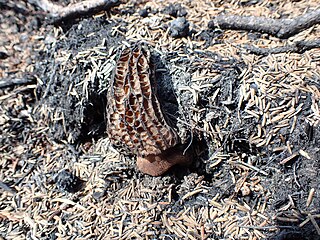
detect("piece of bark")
[243,40,320,56]
[209,9,320,39]
[28,0,120,23]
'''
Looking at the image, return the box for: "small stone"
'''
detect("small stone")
[241,185,251,196]
[93,189,106,200]
[208,20,215,29]
[178,8,187,17]
[139,8,148,18]
[169,17,189,38]
[0,51,9,60]
[54,170,83,193]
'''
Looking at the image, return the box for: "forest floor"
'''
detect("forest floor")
[1,0,320,239]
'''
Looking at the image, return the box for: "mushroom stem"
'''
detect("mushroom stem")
[136,147,192,176]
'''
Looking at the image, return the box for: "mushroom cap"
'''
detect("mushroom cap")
[106,44,179,156]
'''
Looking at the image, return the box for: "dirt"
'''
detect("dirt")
[1,1,320,239]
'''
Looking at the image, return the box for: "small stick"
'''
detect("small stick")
[236,161,268,176]
[276,216,299,223]
[0,75,36,89]
[209,9,320,39]
[243,40,320,56]
[280,152,299,165]
[308,214,320,235]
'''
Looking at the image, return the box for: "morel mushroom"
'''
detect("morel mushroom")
[106,44,191,176]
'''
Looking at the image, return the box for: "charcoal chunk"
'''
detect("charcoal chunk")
[163,4,187,17]
[54,170,83,193]
[169,17,189,38]
[139,8,148,18]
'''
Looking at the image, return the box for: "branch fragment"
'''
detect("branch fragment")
[243,40,320,56]
[0,75,36,89]
[209,9,320,38]
[28,0,120,23]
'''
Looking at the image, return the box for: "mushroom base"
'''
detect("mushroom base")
[136,147,192,176]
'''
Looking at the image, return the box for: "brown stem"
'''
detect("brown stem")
[136,147,192,176]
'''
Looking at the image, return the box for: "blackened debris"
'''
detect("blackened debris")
[139,8,149,18]
[92,189,107,201]
[169,17,189,38]
[35,18,123,143]
[208,20,215,29]
[163,3,187,17]
[0,51,9,59]
[54,170,84,193]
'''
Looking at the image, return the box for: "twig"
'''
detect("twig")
[243,40,320,56]
[0,75,36,89]
[280,152,299,165]
[209,9,320,38]
[28,0,120,23]
[308,214,320,235]
[235,160,268,176]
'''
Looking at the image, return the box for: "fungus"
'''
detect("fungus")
[106,44,191,176]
